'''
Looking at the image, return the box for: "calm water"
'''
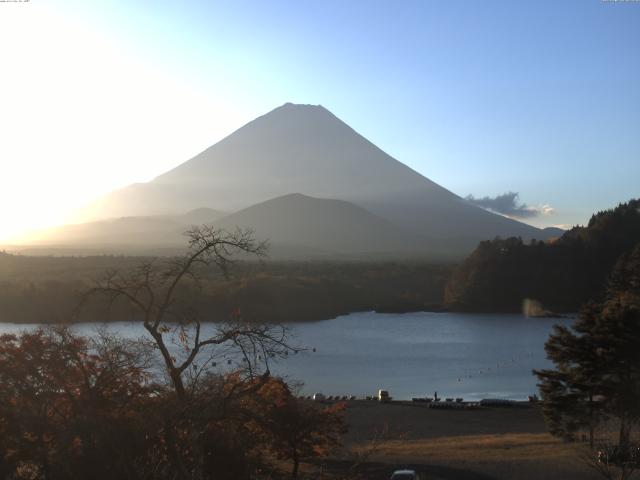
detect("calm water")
[0,311,573,401]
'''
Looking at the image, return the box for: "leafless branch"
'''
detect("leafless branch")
[80,225,290,399]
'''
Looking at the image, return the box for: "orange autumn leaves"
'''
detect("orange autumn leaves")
[0,329,346,480]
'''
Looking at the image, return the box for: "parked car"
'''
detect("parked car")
[378,389,391,402]
[390,469,417,479]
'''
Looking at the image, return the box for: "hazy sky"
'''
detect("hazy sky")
[1,0,638,241]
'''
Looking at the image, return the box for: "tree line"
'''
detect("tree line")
[0,252,451,324]
[445,199,640,313]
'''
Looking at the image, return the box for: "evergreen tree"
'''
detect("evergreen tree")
[535,243,640,449]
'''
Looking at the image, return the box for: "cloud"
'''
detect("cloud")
[466,192,554,219]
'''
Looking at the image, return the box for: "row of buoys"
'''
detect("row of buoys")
[454,351,536,383]
[206,347,318,368]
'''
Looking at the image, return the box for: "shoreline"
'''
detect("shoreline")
[0,308,578,326]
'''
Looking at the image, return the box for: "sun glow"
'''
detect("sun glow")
[0,3,251,243]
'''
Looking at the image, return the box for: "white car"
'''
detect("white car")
[312,392,326,402]
[390,469,417,480]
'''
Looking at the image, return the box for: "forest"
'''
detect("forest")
[0,252,451,324]
[445,199,640,313]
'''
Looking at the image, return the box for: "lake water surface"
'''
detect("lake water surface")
[0,311,573,401]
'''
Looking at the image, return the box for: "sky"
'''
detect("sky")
[0,0,638,242]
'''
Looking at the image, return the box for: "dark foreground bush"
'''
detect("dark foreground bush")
[0,328,345,480]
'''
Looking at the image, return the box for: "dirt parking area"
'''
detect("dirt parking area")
[327,401,600,480]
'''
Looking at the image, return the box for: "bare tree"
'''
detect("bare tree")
[80,226,297,397]
[76,226,306,479]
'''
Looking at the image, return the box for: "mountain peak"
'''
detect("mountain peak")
[279,102,325,110]
[258,102,334,124]
[86,103,547,253]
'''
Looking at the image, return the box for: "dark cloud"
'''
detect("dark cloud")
[466,192,554,219]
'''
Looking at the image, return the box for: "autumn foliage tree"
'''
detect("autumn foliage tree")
[246,377,347,479]
[0,328,154,480]
[0,330,348,480]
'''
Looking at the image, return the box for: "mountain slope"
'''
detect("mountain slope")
[210,193,426,256]
[28,208,224,247]
[86,103,546,251]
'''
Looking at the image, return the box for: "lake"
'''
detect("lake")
[278,311,573,400]
[0,311,573,401]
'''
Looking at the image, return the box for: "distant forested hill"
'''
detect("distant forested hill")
[444,199,640,313]
[0,254,451,323]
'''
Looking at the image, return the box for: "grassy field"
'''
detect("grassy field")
[317,401,601,480]
[365,433,592,480]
